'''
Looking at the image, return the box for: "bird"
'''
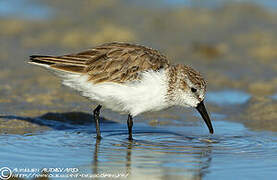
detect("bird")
[29,42,214,140]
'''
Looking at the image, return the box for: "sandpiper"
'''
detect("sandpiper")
[29,42,214,140]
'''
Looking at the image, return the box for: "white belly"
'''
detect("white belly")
[62,70,169,116]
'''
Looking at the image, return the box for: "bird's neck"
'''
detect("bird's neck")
[165,65,184,106]
[166,65,198,108]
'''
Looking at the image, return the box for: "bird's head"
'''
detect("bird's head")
[167,64,214,134]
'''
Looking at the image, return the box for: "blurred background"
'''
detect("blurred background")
[0,0,276,131]
[0,0,277,179]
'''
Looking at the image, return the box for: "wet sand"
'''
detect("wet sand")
[0,0,276,134]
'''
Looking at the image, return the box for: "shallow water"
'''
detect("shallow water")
[206,90,251,105]
[272,93,277,100]
[0,0,52,20]
[137,0,277,10]
[1,118,277,179]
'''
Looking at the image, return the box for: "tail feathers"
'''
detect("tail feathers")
[29,55,55,66]
[29,55,86,74]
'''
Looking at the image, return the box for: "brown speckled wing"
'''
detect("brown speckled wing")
[31,42,170,83]
[83,42,170,83]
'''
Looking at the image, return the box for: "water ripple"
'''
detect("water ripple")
[0,120,277,179]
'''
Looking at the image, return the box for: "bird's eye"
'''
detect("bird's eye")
[191,87,197,93]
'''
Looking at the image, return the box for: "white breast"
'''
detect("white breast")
[62,70,169,116]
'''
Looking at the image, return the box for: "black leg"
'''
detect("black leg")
[93,105,102,139]
[127,114,133,140]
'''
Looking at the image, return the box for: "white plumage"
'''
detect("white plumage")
[62,70,169,116]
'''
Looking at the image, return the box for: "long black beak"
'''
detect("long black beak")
[196,101,214,134]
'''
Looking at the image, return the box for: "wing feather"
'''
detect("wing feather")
[29,42,170,83]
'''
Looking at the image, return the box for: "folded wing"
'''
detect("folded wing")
[29,42,170,83]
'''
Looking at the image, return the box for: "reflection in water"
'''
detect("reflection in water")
[0,117,277,179]
[92,138,133,179]
[92,139,101,177]
[125,141,133,176]
[91,133,213,179]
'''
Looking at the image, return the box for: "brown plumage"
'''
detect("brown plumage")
[30,42,170,83]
